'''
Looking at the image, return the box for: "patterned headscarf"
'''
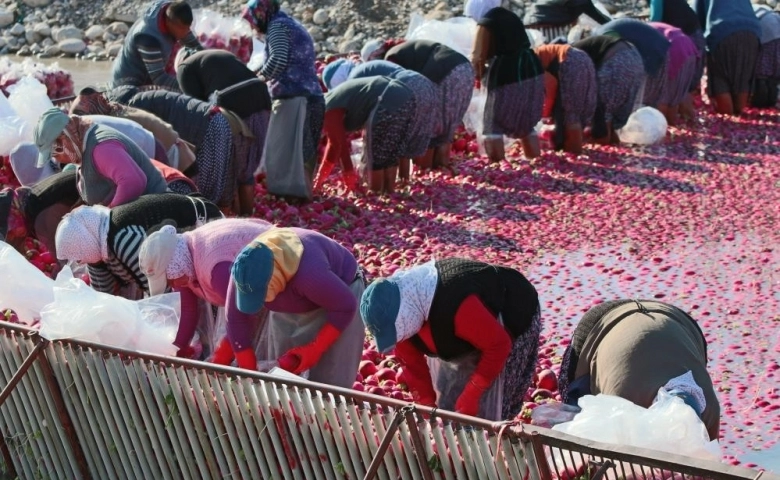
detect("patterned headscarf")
[59,115,96,165]
[242,0,280,33]
[167,235,195,280]
[69,92,123,117]
[54,205,111,264]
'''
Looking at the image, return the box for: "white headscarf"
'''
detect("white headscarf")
[54,205,111,264]
[388,260,439,343]
[464,0,500,20]
[166,234,194,280]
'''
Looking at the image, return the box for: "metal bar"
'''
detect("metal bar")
[0,341,45,407]
[364,407,409,480]
[590,459,616,480]
[0,334,33,480]
[530,431,553,480]
[37,343,92,479]
[360,405,395,480]
[403,408,435,480]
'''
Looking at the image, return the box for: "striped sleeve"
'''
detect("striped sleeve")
[112,225,150,293]
[259,20,291,80]
[88,263,119,295]
[180,31,204,51]
[136,34,181,90]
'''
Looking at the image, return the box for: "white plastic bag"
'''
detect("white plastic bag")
[406,16,477,59]
[0,89,17,118]
[553,391,721,462]
[463,85,487,154]
[38,267,180,356]
[247,38,266,73]
[7,76,54,140]
[0,115,27,156]
[0,241,55,325]
[617,107,668,145]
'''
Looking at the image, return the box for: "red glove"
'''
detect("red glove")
[176,344,196,359]
[235,349,258,371]
[277,323,341,375]
[211,337,235,365]
[455,375,492,417]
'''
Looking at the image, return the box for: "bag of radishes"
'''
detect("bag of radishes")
[0,59,74,99]
[192,9,254,63]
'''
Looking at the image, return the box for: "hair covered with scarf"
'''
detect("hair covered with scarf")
[242,0,280,34]
[69,88,125,117]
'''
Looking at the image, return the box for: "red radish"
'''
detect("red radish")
[537,369,558,392]
[359,360,377,377]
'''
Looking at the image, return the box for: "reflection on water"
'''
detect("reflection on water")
[0,55,114,93]
[528,232,780,464]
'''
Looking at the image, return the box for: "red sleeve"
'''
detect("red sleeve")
[395,339,437,405]
[543,73,558,119]
[454,294,513,385]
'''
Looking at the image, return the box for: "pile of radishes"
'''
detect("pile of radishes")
[0,58,74,99]
[1,76,779,465]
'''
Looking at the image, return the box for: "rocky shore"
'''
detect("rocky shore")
[0,0,778,60]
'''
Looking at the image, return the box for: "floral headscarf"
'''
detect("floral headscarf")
[242,0,280,34]
[69,92,124,117]
[58,115,96,165]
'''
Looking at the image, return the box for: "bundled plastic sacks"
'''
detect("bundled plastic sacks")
[38,267,181,356]
[553,391,721,462]
[0,57,74,99]
[0,92,26,156]
[7,76,55,141]
[617,106,668,145]
[0,241,56,325]
[192,9,254,63]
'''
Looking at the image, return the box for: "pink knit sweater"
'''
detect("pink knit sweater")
[173,218,273,349]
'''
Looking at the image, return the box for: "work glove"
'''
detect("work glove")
[176,344,196,359]
[277,323,341,375]
[455,375,492,417]
[235,349,259,371]
[210,337,235,365]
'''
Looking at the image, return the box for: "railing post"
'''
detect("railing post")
[363,405,409,480]
[402,407,435,480]
[37,344,92,480]
[0,341,45,407]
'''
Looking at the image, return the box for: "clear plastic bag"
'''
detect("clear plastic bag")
[0,241,55,325]
[617,106,668,145]
[405,15,477,59]
[38,267,180,356]
[553,391,721,462]
[427,313,507,420]
[6,76,54,140]
[531,402,581,428]
[428,351,503,420]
